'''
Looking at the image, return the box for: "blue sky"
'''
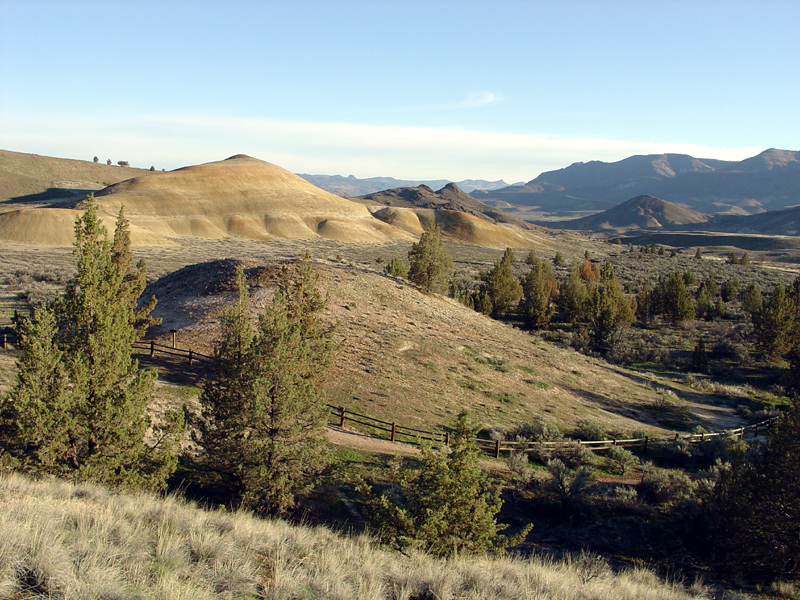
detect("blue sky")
[1,0,798,182]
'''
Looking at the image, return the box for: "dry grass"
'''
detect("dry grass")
[0,472,710,600]
[0,236,748,439]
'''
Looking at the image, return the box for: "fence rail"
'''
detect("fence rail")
[327,405,448,445]
[1,333,783,458]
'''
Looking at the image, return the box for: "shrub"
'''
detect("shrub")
[637,468,694,505]
[607,445,639,476]
[572,419,605,441]
[546,458,594,510]
[384,256,408,279]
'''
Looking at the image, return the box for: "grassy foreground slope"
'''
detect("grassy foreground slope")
[0,473,709,600]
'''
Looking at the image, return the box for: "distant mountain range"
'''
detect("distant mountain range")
[297,174,516,196]
[473,148,800,216]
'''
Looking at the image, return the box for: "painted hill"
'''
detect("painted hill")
[90,155,412,243]
[298,173,513,196]
[0,153,548,248]
[355,183,531,230]
[0,155,416,246]
[545,195,711,231]
[474,149,800,216]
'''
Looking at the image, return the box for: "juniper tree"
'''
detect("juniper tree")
[557,265,591,324]
[384,256,408,279]
[752,283,795,360]
[519,256,558,329]
[705,397,800,579]
[587,271,634,351]
[197,260,336,516]
[657,271,695,326]
[407,222,453,294]
[481,248,523,316]
[359,411,530,557]
[0,197,182,489]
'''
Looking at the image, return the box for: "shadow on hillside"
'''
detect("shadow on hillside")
[557,382,707,432]
[9,188,97,207]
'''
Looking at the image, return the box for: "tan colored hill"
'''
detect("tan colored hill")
[0,152,553,248]
[355,182,532,230]
[0,155,417,246]
[373,206,538,247]
[89,155,414,243]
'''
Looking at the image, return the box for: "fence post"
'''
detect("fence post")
[644,436,648,454]
[495,439,501,459]
[1,333,5,349]
[339,406,346,428]
[150,340,155,357]
[391,422,396,442]
[188,350,193,366]
[613,439,617,446]
[444,432,449,446]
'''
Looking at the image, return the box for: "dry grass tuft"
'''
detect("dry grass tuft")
[0,473,710,599]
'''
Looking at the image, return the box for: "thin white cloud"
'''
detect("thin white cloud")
[0,110,763,183]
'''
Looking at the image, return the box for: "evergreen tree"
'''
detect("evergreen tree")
[557,265,590,324]
[696,284,714,320]
[359,412,530,557]
[587,270,634,351]
[705,398,800,579]
[636,281,656,327]
[407,223,453,294]
[1,197,182,489]
[384,256,408,279]
[197,260,336,516]
[519,256,558,329]
[481,248,522,316]
[658,271,695,326]
[741,283,763,315]
[752,283,795,360]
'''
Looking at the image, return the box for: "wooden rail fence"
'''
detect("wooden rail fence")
[0,334,783,458]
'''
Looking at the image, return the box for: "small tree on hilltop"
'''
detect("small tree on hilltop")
[407,222,453,294]
[0,196,182,489]
[196,259,336,516]
[359,411,530,557]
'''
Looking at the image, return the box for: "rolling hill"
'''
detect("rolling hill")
[474,148,800,216]
[355,182,532,230]
[0,148,152,207]
[545,195,711,231]
[0,152,547,248]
